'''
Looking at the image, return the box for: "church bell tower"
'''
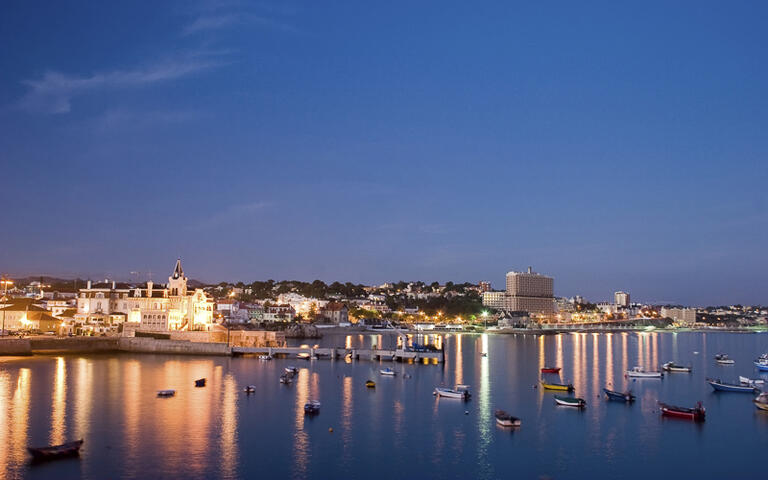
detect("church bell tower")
[168,258,187,296]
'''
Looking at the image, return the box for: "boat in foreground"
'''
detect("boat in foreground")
[304,400,321,415]
[626,366,663,378]
[554,395,586,408]
[434,385,471,399]
[659,402,705,421]
[661,362,692,373]
[707,378,758,393]
[603,388,635,402]
[28,439,84,461]
[540,367,561,374]
[157,389,176,397]
[494,410,521,426]
[540,380,574,392]
[379,368,396,376]
[714,353,735,365]
[755,392,768,411]
[194,378,206,387]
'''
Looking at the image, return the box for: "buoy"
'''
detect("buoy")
[329,427,333,433]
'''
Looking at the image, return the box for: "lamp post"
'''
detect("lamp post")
[1,278,13,336]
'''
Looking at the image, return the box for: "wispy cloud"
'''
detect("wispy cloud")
[182,12,301,36]
[19,54,225,114]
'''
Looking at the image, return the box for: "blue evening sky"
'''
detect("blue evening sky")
[1,1,766,305]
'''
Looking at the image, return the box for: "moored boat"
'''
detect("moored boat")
[365,380,376,388]
[754,392,768,411]
[304,400,321,414]
[279,374,292,384]
[659,401,705,421]
[244,385,256,393]
[494,410,521,426]
[739,376,765,387]
[27,439,84,461]
[755,355,768,371]
[706,378,758,393]
[297,352,311,360]
[258,355,272,361]
[540,380,574,392]
[603,388,635,402]
[540,367,561,374]
[379,368,396,376]
[434,385,471,399]
[157,389,176,397]
[194,378,206,387]
[553,395,586,408]
[626,366,663,378]
[714,353,735,365]
[661,362,692,373]
[285,366,299,374]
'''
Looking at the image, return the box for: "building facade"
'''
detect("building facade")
[482,291,505,310]
[504,267,554,314]
[75,259,214,333]
[661,307,697,326]
[614,291,630,308]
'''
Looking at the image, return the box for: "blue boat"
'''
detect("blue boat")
[706,378,758,393]
[756,362,768,372]
[603,388,635,402]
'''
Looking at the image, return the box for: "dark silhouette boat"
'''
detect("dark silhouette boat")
[195,378,206,387]
[603,388,635,402]
[28,439,83,461]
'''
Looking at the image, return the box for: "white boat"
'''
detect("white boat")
[157,389,176,397]
[626,366,663,378]
[434,384,471,399]
[715,353,735,365]
[739,376,765,387]
[755,392,768,412]
[379,368,396,376]
[494,410,521,427]
[243,385,256,393]
[297,352,311,360]
[304,400,321,414]
[279,374,292,384]
[662,361,692,373]
[285,366,299,374]
[258,355,272,361]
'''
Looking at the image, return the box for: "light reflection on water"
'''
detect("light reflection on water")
[0,332,765,479]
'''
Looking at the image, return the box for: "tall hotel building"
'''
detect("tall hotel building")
[504,267,555,314]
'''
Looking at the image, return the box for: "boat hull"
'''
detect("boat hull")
[627,371,663,378]
[28,440,84,461]
[603,388,635,402]
[435,388,469,399]
[659,403,705,421]
[707,379,757,393]
[755,362,768,372]
[541,367,561,374]
[541,381,574,392]
[554,395,586,407]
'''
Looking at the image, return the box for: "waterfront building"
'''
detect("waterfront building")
[482,291,505,310]
[261,304,296,322]
[75,259,214,333]
[317,301,349,324]
[661,307,697,326]
[614,291,630,308]
[0,300,61,333]
[504,267,554,314]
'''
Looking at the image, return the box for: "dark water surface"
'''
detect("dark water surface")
[1,331,767,479]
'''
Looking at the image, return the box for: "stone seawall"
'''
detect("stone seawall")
[117,337,231,356]
[28,337,119,353]
[0,338,33,356]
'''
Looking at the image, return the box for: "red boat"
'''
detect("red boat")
[659,402,705,421]
[541,367,561,374]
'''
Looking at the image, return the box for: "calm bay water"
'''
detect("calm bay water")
[1,331,767,480]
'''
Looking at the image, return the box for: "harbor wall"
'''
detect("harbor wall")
[0,338,33,356]
[28,337,119,353]
[117,337,231,356]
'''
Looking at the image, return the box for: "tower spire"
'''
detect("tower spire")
[172,258,183,280]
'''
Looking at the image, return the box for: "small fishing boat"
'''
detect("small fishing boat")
[662,362,692,373]
[365,380,376,388]
[540,380,574,392]
[659,401,705,421]
[285,366,299,374]
[626,366,663,378]
[279,374,292,384]
[304,400,321,414]
[379,368,396,376]
[739,376,765,387]
[494,410,521,427]
[754,355,768,372]
[258,355,272,361]
[707,378,758,393]
[194,378,206,387]
[28,439,84,461]
[297,352,311,360]
[553,395,586,408]
[157,389,176,397]
[244,385,256,393]
[754,392,768,411]
[714,353,735,365]
[603,388,635,402]
[540,367,561,374]
[434,385,471,399]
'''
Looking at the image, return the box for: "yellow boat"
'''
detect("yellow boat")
[540,380,574,392]
[365,380,376,388]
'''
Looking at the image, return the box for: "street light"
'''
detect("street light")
[1,278,14,336]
